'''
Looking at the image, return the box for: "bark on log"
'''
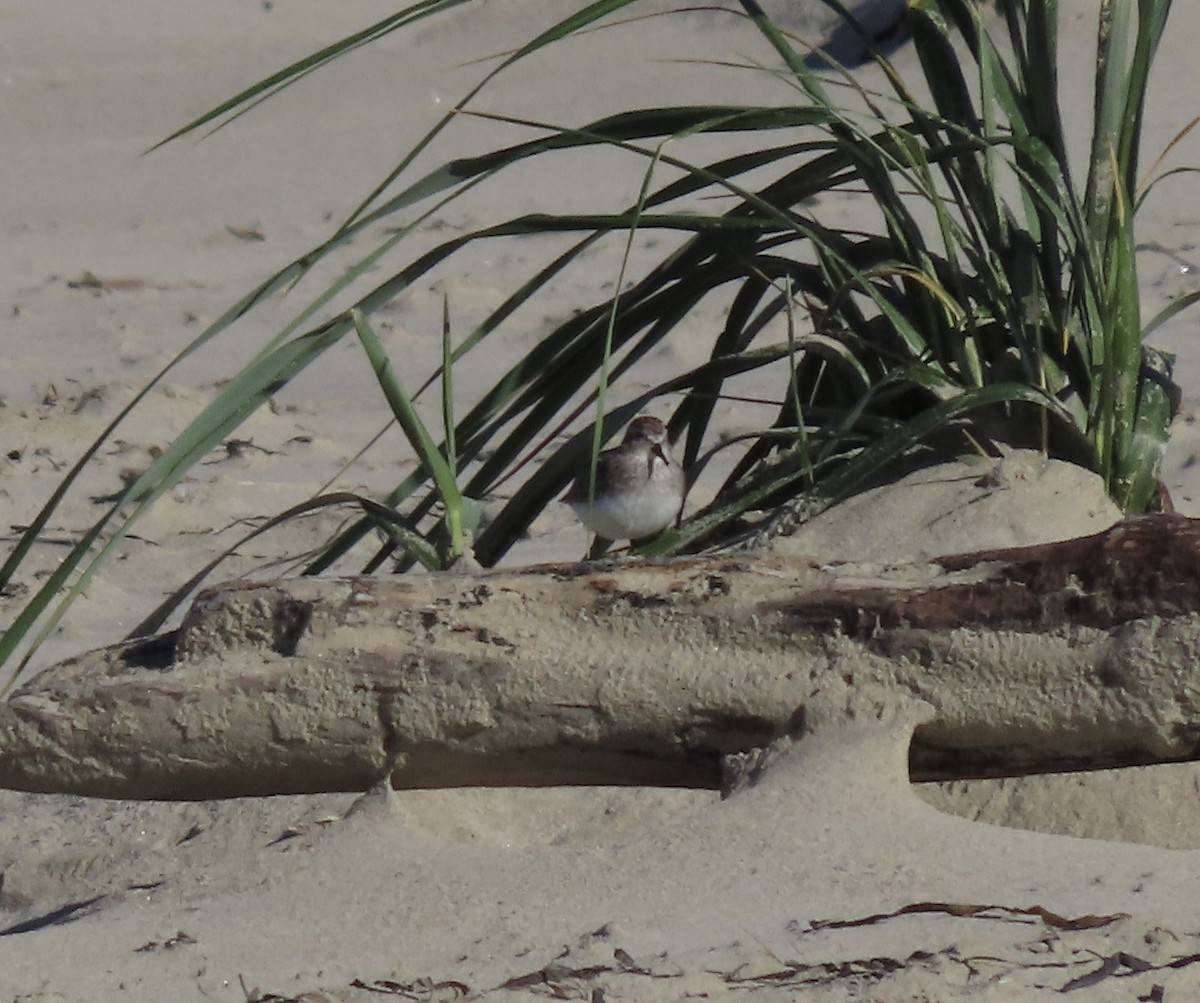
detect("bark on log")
[3,514,1200,800]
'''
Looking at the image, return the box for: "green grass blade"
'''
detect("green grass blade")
[125,491,441,641]
[149,1,470,148]
[0,317,354,691]
[441,292,457,477]
[352,309,463,561]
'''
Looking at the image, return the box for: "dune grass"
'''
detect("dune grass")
[0,0,1193,690]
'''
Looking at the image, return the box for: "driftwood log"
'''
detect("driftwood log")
[2,514,1200,800]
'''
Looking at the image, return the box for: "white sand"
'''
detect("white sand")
[3,2,1200,999]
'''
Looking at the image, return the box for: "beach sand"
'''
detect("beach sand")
[3,2,1200,998]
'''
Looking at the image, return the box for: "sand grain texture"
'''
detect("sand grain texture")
[4,1,1200,1000]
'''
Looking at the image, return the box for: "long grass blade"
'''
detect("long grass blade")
[352,309,463,562]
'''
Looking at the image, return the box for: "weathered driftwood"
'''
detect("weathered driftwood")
[3,514,1200,800]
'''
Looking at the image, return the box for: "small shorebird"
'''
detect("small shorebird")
[565,414,685,558]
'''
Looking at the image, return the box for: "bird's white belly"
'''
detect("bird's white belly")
[570,489,680,541]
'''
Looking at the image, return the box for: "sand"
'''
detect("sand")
[3,1,1200,999]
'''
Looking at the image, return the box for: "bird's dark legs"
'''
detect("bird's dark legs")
[586,536,613,560]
